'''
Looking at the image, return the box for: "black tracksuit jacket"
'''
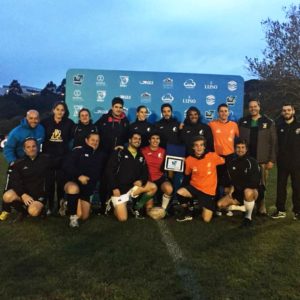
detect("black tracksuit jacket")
[129,120,153,147]
[154,117,180,148]
[72,121,98,148]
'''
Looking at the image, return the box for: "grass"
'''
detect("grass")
[0,152,299,299]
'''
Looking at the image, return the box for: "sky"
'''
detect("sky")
[0,0,296,88]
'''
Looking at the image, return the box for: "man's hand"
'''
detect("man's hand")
[265,161,274,170]
[78,175,90,185]
[21,193,34,206]
[133,180,142,187]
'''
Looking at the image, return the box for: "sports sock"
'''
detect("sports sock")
[228,204,246,212]
[134,193,153,210]
[2,201,12,213]
[244,200,255,220]
[162,194,172,209]
[66,194,79,215]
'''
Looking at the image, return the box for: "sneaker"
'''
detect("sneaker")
[132,209,145,220]
[228,205,246,212]
[215,210,222,217]
[226,211,234,217]
[270,211,286,219]
[58,199,67,216]
[69,215,79,228]
[239,218,253,228]
[176,215,193,222]
[0,211,10,221]
[293,213,300,221]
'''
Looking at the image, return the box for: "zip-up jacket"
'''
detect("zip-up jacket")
[63,144,106,185]
[4,118,45,164]
[6,153,50,200]
[238,115,277,164]
[41,116,74,158]
[154,117,180,148]
[105,148,148,191]
[95,110,129,153]
[276,118,300,169]
[227,155,261,190]
[72,121,98,148]
[129,120,153,147]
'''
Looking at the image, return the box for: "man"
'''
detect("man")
[174,136,224,223]
[2,138,50,222]
[1,110,45,220]
[154,103,180,149]
[180,106,214,155]
[95,97,129,153]
[238,99,277,215]
[217,139,261,227]
[209,103,239,215]
[106,132,157,222]
[271,104,300,220]
[62,133,106,227]
[141,132,173,213]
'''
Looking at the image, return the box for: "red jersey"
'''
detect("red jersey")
[141,146,166,181]
[185,152,225,195]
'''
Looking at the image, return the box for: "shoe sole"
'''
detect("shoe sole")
[176,217,193,222]
[271,216,286,219]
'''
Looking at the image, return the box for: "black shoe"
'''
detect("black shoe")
[10,212,27,224]
[239,218,253,228]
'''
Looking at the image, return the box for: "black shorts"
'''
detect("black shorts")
[232,189,244,205]
[185,185,216,212]
[66,179,97,202]
[153,175,170,189]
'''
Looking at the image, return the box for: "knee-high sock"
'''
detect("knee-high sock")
[244,200,255,220]
[134,193,153,210]
[2,201,12,213]
[162,194,172,210]
[66,194,79,215]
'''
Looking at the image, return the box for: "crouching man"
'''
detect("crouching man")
[106,132,157,221]
[217,139,261,227]
[2,138,50,222]
[174,136,225,222]
[62,133,106,227]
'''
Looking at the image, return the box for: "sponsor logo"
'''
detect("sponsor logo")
[163,77,173,89]
[182,96,197,104]
[93,107,108,115]
[123,106,129,113]
[161,93,174,103]
[184,79,196,89]
[139,80,154,85]
[205,110,215,120]
[73,74,84,85]
[228,80,237,91]
[145,107,152,117]
[73,89,83,101]
[120,76,129,87]
[96,90,106,102]
[73,105,83,117]
[206,95,215,105]
[141,92,151,103]
[119,94,132,100]
[226,95,236,106]
[96,74,106,86]
[204,81,218,89]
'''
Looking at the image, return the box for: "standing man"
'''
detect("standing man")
[1,110,45,221]
[105,132,157,222]
[271,104,300,220]
[238,99,277,215]
[2,138,50,222]
[217,139,261,227]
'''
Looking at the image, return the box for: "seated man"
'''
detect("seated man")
[2,138,50,222]
[106,132,157,222]
[62,133,106,227]
[217,139,261,227]
[175,136,225,222]
[141,132,173,218]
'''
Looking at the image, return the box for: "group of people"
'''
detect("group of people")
[0,96,299,228]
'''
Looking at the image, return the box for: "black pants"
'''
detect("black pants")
[276,166,300,213]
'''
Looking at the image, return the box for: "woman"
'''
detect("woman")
[41,101,74,215]
[129,105,153,147]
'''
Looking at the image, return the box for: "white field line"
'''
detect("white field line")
[156,220,203,300]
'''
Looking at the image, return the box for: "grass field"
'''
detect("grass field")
[0,153,299,300]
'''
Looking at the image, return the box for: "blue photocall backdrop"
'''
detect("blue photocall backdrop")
[66,69,244,124]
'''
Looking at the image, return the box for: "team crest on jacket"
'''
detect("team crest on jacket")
[296,128,300,134]
[139,157,144,163]
[199,129,203,135]
[262,123,267,129]
[173,127,177,132]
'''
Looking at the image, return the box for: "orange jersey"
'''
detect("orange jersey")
[185,152,225,195]
[209,120,239,156]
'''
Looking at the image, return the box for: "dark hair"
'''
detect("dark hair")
[148,131,161,140]
[191,135,206,146]
[217,103,228,111]
[136,105,147,113]
[161,103,173,112]
[112,97,124,107]
[78,108,91,118]
[23,137,38,147]
[248,99,260,106]
[129,131,142,139]
[52,100,69,118]
[282,103,295,109]
[86,132,99,140]
[235,138,248,148]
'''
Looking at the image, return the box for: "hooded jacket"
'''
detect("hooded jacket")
[154,117,180,148]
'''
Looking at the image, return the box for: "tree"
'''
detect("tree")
[246,4,300,113]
